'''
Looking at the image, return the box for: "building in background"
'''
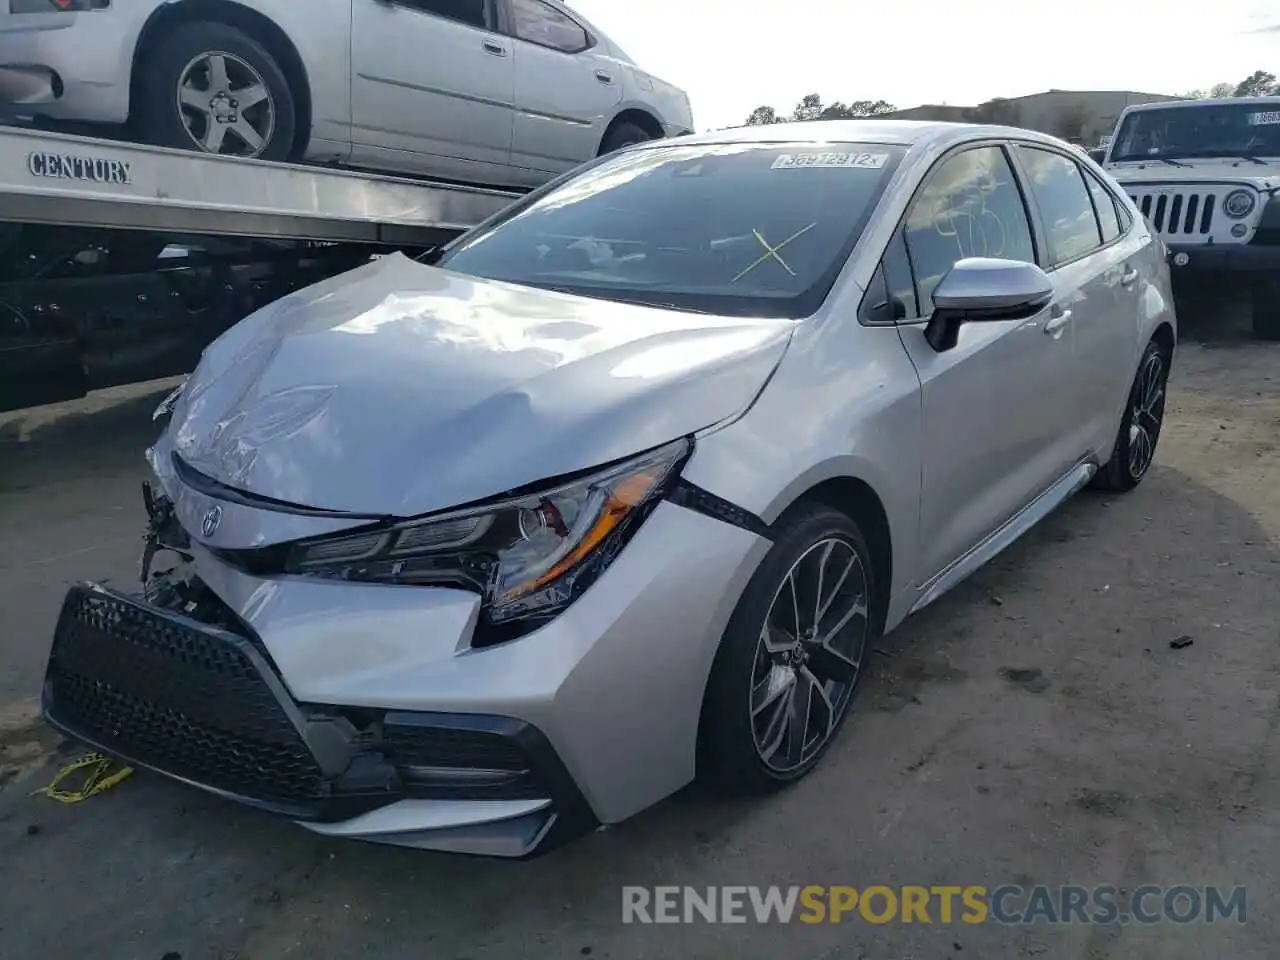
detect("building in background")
[885,90,1181,145]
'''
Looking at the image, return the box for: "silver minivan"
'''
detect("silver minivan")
[0,0,693,187]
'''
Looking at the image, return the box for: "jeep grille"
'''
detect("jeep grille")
[1126,188,1216,239]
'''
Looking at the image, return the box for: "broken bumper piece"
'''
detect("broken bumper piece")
[41,582,597,857]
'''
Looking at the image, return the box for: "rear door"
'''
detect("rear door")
[349,0,515,180]
[888,143,1082,583]
[1079,166,1149,448]
[501,0,621,176]
[1011,144,1135,463]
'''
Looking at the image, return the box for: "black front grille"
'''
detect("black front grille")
[45,584,327,807]
[43,584,601,851]
[1131,190,1216,236]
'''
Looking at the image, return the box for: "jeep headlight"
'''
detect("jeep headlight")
[279,438,691,642]
[1223,189,1256,219]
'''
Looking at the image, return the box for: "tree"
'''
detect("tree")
[1184,71,1278,99]
[819,101,857,119]
[744,105,780,126]
[742,95,896,126]
[1234,70,1278,97]
[791,93,824,121]
[847,99,896,117]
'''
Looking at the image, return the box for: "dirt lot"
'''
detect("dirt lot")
[1,338,1277,960]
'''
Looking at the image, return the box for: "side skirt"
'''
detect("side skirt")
[908,460,1098,617]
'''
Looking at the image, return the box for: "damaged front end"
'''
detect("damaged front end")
[40,482,598,857]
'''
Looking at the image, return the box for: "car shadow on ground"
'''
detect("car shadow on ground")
[1,456,1276,960]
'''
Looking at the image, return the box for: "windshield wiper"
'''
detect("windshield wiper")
[1157,158,1191,167]
[1235,154,1270,166]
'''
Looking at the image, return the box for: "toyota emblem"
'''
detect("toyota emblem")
[201,504,223,538]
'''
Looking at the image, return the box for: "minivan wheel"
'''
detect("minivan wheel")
[598,121,652,155]
[700,503,875,793]
[1091,339,1170,492]
[134,21,296,161]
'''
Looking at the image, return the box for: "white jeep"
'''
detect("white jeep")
[1102,96,1280,339]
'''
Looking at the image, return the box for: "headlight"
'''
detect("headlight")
[1223,189,1256,219]
[279,438,691,641]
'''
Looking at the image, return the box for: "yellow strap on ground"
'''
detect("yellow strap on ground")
[33,752,133,804]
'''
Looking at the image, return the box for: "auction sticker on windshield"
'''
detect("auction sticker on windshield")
[772,152,888,170]
[1248,111,1280,126]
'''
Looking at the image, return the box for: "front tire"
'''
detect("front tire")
[700,503,876,793]
[1091,338,1170,492]
[134,22,297,162]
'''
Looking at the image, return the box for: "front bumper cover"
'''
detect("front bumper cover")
[41,582,598,857]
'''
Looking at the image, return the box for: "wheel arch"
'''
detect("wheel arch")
[598,107,664,154]
[770,476,894,638]
[130,0,313,157]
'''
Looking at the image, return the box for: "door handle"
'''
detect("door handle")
[1120,266,1139,286]
[1043,308,1073,336]
[594,70,613,84]
[482,40,507,57]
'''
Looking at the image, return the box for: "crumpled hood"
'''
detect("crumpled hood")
[168,253,792,516]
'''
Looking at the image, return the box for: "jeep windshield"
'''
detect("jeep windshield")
[1109,102,1280,163]
[436,141,904,319]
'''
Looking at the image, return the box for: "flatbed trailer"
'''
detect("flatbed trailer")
[0,126,521,412]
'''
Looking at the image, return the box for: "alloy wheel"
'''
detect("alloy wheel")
[749,537,869,773]
[1127,350,1166,481]
[176,51,275,158]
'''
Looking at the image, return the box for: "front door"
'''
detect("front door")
[890,143,1084,584]
[503,0,621,176]
[350,0,514,181]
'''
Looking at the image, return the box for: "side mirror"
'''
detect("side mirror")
[1088,149,1106,164]
[924,258,1053,352]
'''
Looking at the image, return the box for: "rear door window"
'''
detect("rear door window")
[1083,170,1122,243]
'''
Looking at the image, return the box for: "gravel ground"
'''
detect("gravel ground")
[0,339,1277,960]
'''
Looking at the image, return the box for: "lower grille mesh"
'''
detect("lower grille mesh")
[46,585,326,805]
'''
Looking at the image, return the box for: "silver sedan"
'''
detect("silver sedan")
[40,120,1176,857]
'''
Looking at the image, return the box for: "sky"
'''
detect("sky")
[572,0,1280,131]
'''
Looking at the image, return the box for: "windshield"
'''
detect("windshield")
[1109,102,1280,162]
[437,141,904,318]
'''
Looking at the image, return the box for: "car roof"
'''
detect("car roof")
[1121,96,1280,113]
[670,119,1074,152]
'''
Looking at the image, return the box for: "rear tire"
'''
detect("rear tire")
[598,120,653,155]
[1091,338,1170,492]
[134,21,297,162]
[700,503,877,794]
